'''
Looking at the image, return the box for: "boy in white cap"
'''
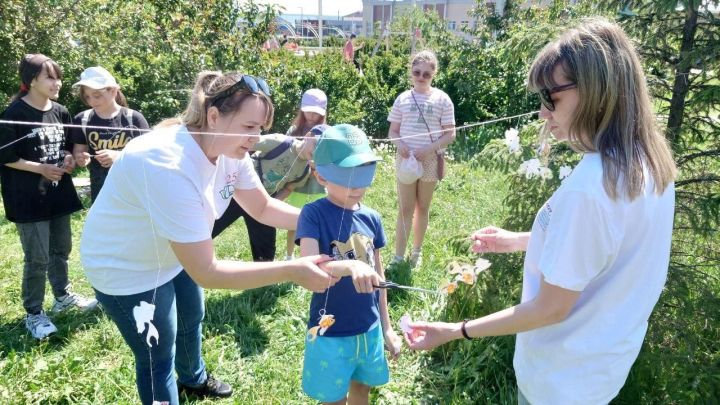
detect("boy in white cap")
[297,124,401,404]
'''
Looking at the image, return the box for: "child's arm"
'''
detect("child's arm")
[300,237,382,294]
[377,250,402,360]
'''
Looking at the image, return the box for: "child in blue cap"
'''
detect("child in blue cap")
[296,124,402,404]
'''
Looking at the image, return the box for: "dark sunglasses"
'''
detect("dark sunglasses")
[211,74,271,107]
[538,83,577,111]
[412,70,433,79]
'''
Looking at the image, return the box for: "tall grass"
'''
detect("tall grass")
[0,158,511,404]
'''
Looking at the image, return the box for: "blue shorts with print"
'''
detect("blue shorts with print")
[302,325,389,402]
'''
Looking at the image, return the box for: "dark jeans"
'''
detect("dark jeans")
[212,198,276,261]
[95,270,206,405]
[16,215,72,314]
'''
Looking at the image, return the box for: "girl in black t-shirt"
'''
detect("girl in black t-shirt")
[70,66,150,202]
[0,54,96,340]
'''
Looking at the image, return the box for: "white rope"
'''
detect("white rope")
[0,110,538,151]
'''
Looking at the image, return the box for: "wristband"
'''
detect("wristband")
[461,319,472,340]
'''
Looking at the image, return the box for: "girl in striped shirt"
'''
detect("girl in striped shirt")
[387,50,456,268]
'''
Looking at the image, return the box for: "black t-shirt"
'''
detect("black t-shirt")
[0,99,82,223]
[69,107,150,184]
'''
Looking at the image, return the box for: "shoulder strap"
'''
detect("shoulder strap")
[258,137,294,161]
[81,109,93,138]
[411,91,434,142]
[124,107,133,127]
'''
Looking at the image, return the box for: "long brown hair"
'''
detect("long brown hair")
[528,17,676,200]
[288,110,327,137]
[157,71,274,130]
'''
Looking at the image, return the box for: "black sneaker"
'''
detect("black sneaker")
[178,374,232,399]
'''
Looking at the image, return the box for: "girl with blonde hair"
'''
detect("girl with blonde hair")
[387,50,456,268]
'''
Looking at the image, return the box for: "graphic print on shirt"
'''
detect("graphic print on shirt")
[537,202,553,232]
[219,170,239,200]
[330,232,376,269]
[86,127,135,151]
[31,125,65,163]
[409,101,434,125]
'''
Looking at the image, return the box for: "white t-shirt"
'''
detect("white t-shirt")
[387,88,455,151]
[81,125,262,295]
[514,153,674,404]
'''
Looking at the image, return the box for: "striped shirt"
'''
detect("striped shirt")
[387,88,455,150]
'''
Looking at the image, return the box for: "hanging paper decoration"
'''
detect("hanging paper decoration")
[133,301,160,347]
[307,314,335,341]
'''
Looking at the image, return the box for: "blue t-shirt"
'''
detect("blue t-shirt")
[296,197,386,337]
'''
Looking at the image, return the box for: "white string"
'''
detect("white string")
[0,110,538,151]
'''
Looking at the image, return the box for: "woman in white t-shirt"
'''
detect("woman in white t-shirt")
[80,71,339,405]
[387,50,456,268]
[404,19,677,404]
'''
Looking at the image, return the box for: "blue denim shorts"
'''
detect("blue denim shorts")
[302,325,389,402]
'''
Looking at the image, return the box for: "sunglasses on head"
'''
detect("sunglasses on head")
[211,74,271,107]
[538,82,577,111]
[412,70,433,79]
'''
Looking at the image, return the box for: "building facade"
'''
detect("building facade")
[361,0,508,36]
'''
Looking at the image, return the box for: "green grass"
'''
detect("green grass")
[0,157,512,404]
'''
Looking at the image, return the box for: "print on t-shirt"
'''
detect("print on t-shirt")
[219,170,239,200]
[538,202,553,232]
[86,126,135,151]
[31,125,64,163]
[330,232,376,270]
[410,101,434,126]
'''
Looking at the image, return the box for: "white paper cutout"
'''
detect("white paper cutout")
[133,301,159,347]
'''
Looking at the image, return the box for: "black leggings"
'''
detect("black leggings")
[212,199,276,262]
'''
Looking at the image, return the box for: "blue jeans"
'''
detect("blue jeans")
[16,215,71,314]
[95,270,207,405]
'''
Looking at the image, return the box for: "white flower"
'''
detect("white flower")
[559,165,573,180]
[539,166,553,180]
[504,128,521,153]
[518,158,541,179]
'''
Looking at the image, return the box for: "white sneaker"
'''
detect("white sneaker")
[409,249,422,267]
[25,312,58,339]
[388,255,404,267]
[51,292,98,314]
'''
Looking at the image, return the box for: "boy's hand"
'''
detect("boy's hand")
[384,328,402,360]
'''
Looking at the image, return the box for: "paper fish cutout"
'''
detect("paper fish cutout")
[307,314,335,341]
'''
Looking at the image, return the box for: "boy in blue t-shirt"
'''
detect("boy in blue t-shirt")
[296,124,402,404]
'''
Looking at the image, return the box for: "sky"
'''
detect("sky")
[253,0,364,17]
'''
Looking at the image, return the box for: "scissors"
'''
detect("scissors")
[373,280,441,295]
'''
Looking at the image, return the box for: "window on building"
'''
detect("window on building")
[447,21,456,30]
[461,21,469,29]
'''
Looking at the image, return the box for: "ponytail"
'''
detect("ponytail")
[158,70,274,130]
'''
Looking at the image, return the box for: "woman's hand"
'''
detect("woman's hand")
[397,141,411,159]
[403,321,461,351]
[470,226,527,254]
[39,163,65,182]
[413,144,436,162]
[94,149,120,168]
[62,154,76,173]
[291,255,338,293]
[74,151,92,168]
[384,328,402,360]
